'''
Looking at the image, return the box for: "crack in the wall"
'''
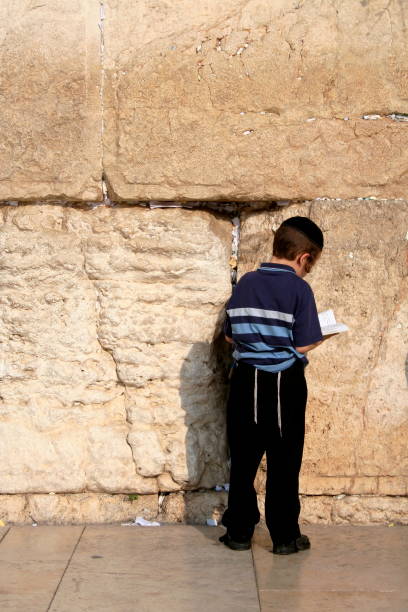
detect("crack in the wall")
[94,295,123,385]
[361,261,405,430]
[1,197,406,212]
[230,216,240,285]
[78,245,120,382]
[77,238,124,387]
[98,1,106,198]
[303,113,408,123]
[78,231,142,478]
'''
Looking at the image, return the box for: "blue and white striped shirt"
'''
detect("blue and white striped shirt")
[223,263,322,372]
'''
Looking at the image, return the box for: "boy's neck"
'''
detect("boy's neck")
[270,256,303,277]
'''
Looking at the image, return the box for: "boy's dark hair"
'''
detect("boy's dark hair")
[273,216,323,273]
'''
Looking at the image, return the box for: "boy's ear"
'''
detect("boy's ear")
[298,252,311,264]
[298,252,314,274]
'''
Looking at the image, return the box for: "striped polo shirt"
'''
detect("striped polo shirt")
[223,263,323,372]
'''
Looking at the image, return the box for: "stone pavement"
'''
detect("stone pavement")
[0,524,407,611]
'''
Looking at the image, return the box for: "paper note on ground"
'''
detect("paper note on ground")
[121,516,160,527]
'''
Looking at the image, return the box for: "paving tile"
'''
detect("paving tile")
[252,525,408,596]
[258,589,408,611]
[49,525,260,612]
[0,523,406,612]
[0,526,83,611]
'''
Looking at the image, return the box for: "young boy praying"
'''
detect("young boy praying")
[220,216,328,555]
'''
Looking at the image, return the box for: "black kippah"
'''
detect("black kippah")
[281,216,324,249]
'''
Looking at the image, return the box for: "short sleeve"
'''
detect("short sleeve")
[292,283,323,347]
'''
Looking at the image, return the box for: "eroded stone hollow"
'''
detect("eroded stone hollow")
[0,200,407,525]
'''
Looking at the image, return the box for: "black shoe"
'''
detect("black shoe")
[219,532,251,551]
[272,534,311,555]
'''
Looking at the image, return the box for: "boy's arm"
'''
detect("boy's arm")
[296,332,339,353]
[295,340,323,353]
[292,284,323,351]
[223,309,234,344]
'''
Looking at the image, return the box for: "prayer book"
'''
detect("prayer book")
[318,309,349,336]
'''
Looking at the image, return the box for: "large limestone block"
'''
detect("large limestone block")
[103,0,408,201]
[0,493,159,524]
[238,201,408,496]
[27,493,159,525]
[0,495,28,524]
[299,494,408,525]
[0,204,231,493]
[0,1,102,201]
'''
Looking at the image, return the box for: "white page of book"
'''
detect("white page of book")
[321,322,349,335]
[318,309,336,327]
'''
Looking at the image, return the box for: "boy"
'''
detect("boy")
[219,215,328,555]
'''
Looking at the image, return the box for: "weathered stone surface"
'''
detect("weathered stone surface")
[1,1,406,201]
[0,495,28,524]
[299,495,333,524]
[0,493,158,525]
[27,493,158,525]
[258,470,408,497]
[239,201,408,497]
[0,1,102,201]
[153,489,229,524]
[103,0,408,201]
[159,492,186,523]
[331,496,408,525]
[300,495,408,525]
[268,494,408,525]
[0,205,231,493]
[2,492,405,526]
[184,490,228,525]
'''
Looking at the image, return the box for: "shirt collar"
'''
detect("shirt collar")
[259,262,296,274]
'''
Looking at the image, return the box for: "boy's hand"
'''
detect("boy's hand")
[321,332,340,340]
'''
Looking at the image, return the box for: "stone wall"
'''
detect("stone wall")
[1,0,407,201]
[1,200,406,525]
[0,1,407,525]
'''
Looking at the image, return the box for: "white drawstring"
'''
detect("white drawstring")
[254,367,258,424]
[277,370,282,437]
[254,367,282,433]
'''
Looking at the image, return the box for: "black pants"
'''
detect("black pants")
[221,359,307,545]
